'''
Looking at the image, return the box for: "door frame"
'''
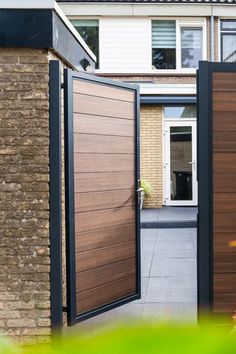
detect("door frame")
[164,119,198,206]
[64,69,141,326]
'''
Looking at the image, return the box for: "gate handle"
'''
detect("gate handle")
[137,188,144,206]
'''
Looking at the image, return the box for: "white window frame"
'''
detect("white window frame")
[219,18,236,62]
[152,18,207,74]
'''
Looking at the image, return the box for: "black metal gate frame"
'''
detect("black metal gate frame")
[64,69,141,326]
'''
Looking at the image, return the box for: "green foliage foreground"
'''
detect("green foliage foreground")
[1,322,236,354]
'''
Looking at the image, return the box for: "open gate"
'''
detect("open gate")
[64,70,140,325]
[198,61,236,319]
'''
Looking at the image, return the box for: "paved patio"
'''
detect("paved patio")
[141,207,197,222]
[76,208,198,331]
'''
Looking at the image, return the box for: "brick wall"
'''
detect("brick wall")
[0,48,51,343]
[207,17,219,61]
[214,17,219,62]
[140,105,163,208]
[103,75,196,84]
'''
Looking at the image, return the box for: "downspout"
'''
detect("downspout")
[210,15,215,62]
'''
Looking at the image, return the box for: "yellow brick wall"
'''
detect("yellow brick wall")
[141,105,163,208]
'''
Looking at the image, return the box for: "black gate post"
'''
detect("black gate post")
[49,60,63,332]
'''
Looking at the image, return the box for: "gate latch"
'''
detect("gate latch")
[137,188,144,206]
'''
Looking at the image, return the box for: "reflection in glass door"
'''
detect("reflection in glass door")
[164,121,197,206]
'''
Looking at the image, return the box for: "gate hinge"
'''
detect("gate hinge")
[62,306,67,312]
[61,83,65,89]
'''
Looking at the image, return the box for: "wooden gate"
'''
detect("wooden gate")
[198,61,236,319]
[64,70,140,325]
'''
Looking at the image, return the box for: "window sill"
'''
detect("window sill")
[95,70,197,77]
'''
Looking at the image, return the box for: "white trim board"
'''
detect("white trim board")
[139,84,196,95]
[59,3,236,17]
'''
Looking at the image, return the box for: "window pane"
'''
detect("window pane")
[170,126,192,201]
[152,48,176,69]
[164,106,196,119]
[181,28,202,68]
[221,20,236,31]
[222,34,236,62]
[152,21,176,69]
[70,19,99,69]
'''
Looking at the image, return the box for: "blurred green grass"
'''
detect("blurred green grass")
[1,321,236,354]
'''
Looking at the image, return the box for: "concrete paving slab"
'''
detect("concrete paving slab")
[141,209,159,222]
[154,250,196,258]
[150,258,197,277]
[157,228,196,239]
[146,277,197,303]
[141,256,153,277]
[141,228,158,238]
[143,302,197,323]
[154,238,195,252]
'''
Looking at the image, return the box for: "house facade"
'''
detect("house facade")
[58,0,236,208]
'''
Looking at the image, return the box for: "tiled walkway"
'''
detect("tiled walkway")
[141,207,198,223]
[76,208,198,330]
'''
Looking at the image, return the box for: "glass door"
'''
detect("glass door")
[164,120,197,206]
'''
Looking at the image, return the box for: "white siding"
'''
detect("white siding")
[98,18,152,73]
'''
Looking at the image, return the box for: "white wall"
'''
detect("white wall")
[98,18,152,73]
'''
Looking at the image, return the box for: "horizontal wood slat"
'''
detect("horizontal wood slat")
[73,93,134,120]
[213,132,236,152]
[213,112,236,132]
[214,193,236,213]
[213,293,236,313]
[214,253,236,273]
[76,258,136,293]
[214,173,236,193]
[74,114,134,137]
[76,241,135,273]
[73,79,135,102]
[74,172,134,193]
[214,233,236,254]
[74,153,135,173]
[74,134,134,154]
[213,92,236,112]
[214,153,236,173]
[75,223,135,253]
[76,276,136,315]
[213,73,236,92]
[214,274,236,293]
[214,213,236,233]
[75,206,135,233]
[75,189,135,213]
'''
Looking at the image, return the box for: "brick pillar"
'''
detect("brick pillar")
[0,48,51,342]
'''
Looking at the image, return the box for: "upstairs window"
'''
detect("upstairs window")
[70,19,99,68]
[221,20,236,62]
[152,21,176,69]
[152,20,205,71]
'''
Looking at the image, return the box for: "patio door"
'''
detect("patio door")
[64,70,141,325]
[164,120,197,206]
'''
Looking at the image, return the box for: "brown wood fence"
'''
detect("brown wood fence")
[198,62,236,319]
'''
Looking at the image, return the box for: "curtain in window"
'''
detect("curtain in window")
[152,21,176,49]
[181,28,202,68]
[222,34,236,62]
[152,21,176,69]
